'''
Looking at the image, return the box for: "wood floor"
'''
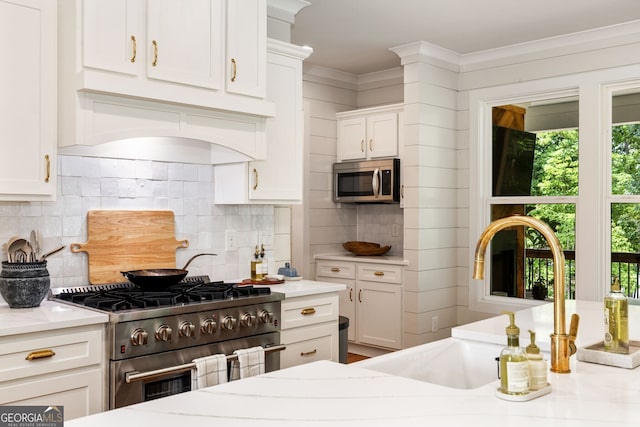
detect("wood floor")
[347,353,369,364]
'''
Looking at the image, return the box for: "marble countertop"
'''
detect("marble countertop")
[452,300,639,352]
[65,299,640,426]
[271,279,346,298]
[0,299,109,337]
[314,252,409,265]
[66,357,640,427]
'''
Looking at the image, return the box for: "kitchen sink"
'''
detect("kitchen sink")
[354,337,504,389]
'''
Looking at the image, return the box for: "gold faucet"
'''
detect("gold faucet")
[472,215,579,373]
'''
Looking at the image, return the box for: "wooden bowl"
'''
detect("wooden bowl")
[343,241,391,256]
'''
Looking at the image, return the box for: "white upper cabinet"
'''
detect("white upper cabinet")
[60,0,273,117]
[0,0,56,201]
[82,0,143,76]
[145,0,223,89]
[226,0,266,98]
[82,0,223,91]
[213,40,311,204]
[336,104,403,162]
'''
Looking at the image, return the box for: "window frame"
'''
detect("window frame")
[469,75,591,314]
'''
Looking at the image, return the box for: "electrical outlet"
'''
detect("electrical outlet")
[225,230,237,251]
[431,316,439,332]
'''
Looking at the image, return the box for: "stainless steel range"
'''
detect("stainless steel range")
[50,277,283,409]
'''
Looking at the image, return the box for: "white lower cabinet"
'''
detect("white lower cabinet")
[0,325,105,420]
[316,258,404,350]
[280,293,339,369]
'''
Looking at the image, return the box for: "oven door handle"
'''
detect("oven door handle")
[124,344,286,384]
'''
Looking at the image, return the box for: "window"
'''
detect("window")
[470,66,640,313]
[488,100,578,303]
[608,87,640,300]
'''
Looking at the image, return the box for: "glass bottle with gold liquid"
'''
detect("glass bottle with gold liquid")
[604,278,629,354]
[499,311,529,395]
[250,245,264,281]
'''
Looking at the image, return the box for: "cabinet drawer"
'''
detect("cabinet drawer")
[281,294,339,329]
[316,261,356,280]
[280,322,338,368]
[0,367,104,419]
[357,263,403,284]
[0,326,104,382]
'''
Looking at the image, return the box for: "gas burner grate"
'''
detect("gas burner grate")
[50,277,271,312]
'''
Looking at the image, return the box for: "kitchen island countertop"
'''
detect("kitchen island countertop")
[65,300,640,426]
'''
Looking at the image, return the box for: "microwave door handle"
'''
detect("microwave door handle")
[372,168,380,198]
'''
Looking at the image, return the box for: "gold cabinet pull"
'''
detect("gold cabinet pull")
[369,138,373,152]
[252,168,258,190]
[230,58,237,82]
[358,289,363,303]
[360,139,364,152]
[349,287,353,302]
[300,349,317,357]
[44,154,50,183]
[152,40,158,66]
[401,184,404,198]
[25,349,56,361]
[301,307,316,316]
[330,267,340,273]
[374,271,385,276]
[130,35,137,63]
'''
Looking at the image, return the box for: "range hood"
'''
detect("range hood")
[58,92,268,165]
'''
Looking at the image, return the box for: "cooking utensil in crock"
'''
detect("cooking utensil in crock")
[40,245,65,261]
[121,253,217,289]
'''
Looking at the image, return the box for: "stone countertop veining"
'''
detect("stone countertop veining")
[65,299,640,426]
[0,298,109,337]
[65,357,640,427]
[314,252,409,265]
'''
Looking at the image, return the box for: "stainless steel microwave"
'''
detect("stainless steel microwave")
[333,158,400,203]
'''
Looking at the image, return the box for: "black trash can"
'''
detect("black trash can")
[338,315,349,364]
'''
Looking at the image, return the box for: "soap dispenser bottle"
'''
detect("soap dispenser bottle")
[526,330,548,391]
[499,311,529,395]
[604,277,629,354]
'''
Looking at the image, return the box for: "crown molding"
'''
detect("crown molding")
[267,0,310,23]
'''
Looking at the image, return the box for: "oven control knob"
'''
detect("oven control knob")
[221,315,237,331]
[201,318,217,335]
[130,328,148,346]
[179,321,196,337]
[240,312,256,328]
[258,309,274,324]
[155,324,173,342]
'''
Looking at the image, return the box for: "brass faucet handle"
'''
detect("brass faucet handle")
[568,313,580,355]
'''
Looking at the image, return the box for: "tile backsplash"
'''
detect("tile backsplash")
[356,204,403,255]
[0,155,275,288]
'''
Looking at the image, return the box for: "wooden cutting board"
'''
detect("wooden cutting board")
[70,210,189,284]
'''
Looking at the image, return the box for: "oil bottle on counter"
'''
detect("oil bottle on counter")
[604,277,629,354]
[499,311,529,396]
[250,245,264,281]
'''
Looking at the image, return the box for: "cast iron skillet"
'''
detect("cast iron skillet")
[121,253,217,289]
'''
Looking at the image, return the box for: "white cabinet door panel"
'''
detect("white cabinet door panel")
[146,0,223,89]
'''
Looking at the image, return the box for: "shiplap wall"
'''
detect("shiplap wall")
[298,67,403,280]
